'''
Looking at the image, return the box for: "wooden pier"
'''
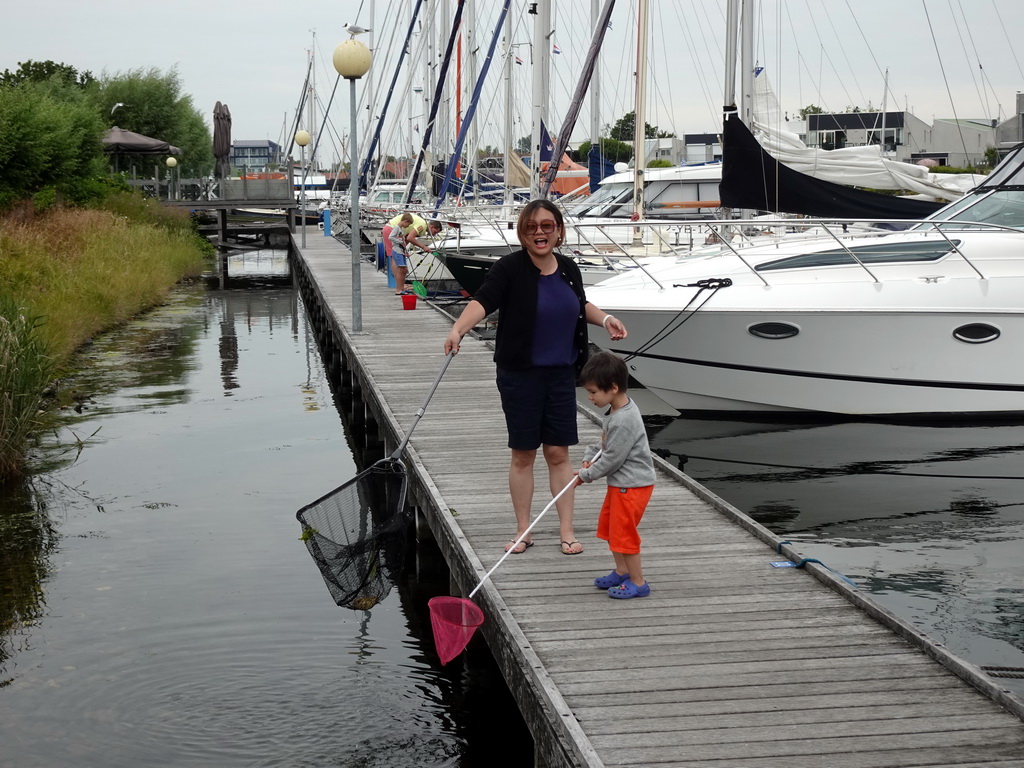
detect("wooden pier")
[292,232,1024,768]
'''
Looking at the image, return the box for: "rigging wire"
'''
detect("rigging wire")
[991,0,1024,87]
[921,1,972,167]
[623,280,729,363]
[952,0,993,119]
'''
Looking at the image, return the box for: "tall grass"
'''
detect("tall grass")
[0,299,56,478]
[0,200,209,478]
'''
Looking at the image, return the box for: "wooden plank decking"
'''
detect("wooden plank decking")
[292,234,1024,768]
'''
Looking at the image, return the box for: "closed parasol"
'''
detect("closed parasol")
[213,101,232,179]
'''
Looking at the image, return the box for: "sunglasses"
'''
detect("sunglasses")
[523,220,558,234]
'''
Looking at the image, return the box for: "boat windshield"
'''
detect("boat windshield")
[917,189,1024,231]
[562,181,633,219]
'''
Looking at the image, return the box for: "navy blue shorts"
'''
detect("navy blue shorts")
[495,366,578,451]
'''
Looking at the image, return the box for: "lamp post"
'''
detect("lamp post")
[165,156,177,200]
[294,130,311,248]
[333,39,372,332]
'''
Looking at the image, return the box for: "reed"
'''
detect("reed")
[0,202,209,478]
[0,299,57,478]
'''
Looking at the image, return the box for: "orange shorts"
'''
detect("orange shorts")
[596,485,653,555]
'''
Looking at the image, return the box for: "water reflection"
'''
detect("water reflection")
[646,411,1024,697]
[0,478,57,688]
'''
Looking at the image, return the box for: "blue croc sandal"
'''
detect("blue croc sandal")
[594,570,630,589]
[608,579,651,599]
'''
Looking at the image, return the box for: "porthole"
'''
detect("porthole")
[748,322,800,340]
[953,323,1000,344]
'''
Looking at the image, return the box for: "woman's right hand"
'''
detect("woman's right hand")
[444,328,463,355]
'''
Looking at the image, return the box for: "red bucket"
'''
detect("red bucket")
[401,293,417,310]
[428,596,485,665]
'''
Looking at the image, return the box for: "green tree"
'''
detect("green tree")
[799,104,824,119]
[96,66,213,177]
[577,137,634,165]
[515,134,530,154]
[0,77,106,209]
[0,60,94,89]
[608,111,675,141]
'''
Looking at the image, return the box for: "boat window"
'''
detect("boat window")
[921,189,1024,230]
[564,182,632,218]
[748,322,800,339]
[953,323,1000,344]
[756,240,961,271]
[646,180,722,219]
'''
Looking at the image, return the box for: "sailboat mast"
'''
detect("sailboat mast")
[464,0,479,189]
[530,0,551,198]
[881,68,889,156]
[590,0,601,145]
[724,0,739,107]
[740,0,754,126]
[503,4,514,207]
[309,32,317,171]
[632,0,648,219]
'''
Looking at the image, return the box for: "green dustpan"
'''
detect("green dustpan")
[406,254,429,299]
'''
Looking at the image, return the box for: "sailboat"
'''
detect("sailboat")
[433,0,728,294]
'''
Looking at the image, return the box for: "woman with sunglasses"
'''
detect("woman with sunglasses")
[444,199,628,555]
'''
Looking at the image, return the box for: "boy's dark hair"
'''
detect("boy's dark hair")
[579,351,629,393]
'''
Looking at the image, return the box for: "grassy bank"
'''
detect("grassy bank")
[0,198,210,479]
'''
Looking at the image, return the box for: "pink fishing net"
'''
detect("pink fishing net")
[428,596,485,665]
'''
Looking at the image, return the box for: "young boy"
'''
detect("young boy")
[576,351,656,599]
[388,213,413,295]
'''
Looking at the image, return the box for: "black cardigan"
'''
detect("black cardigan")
[473,249,591,373]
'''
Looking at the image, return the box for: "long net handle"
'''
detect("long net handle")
[469,449,602,599]
[391,351,456,460]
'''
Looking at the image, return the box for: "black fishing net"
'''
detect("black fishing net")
[296,457,411,610]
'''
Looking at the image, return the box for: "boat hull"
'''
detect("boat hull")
[598,302,1024,416]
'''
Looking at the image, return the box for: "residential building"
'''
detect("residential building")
[995,93,1024,155]
[806,110,995,167]
[229,140,283,174]
[682,133,722,164]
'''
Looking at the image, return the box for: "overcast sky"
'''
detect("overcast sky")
[7,0,1024,166]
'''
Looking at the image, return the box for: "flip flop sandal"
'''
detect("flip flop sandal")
[560,540,584,555]
[504,539,534,554]
[594,570,630,589]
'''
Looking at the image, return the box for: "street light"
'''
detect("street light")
[333,38,372,333]
[294,129,311,248]
[165,156,177,200]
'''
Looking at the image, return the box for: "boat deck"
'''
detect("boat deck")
[293,233,1024,768]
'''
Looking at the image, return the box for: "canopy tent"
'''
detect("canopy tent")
[541,153,589,197]
[102,126,181,155]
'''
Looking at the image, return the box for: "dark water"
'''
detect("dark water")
[0,252,531,768]
[636,402,1024,700]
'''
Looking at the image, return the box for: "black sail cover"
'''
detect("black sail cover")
[720,109,943,219]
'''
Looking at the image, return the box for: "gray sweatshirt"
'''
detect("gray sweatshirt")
[578,398,656,488]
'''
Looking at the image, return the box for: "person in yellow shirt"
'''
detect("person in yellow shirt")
[382,213,442,293]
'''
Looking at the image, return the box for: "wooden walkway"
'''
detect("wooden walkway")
[292,233,1024,768]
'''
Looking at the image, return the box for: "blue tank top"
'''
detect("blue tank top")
[531,272,579,367]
